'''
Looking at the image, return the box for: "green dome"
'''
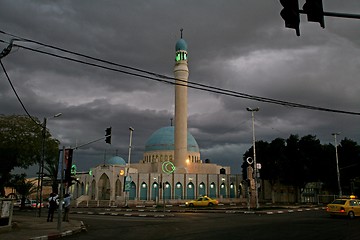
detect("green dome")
[107,156,126,165]
[145,126,199,152]
[175,38,187,51]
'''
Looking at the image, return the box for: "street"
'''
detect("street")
[64,210,360,240]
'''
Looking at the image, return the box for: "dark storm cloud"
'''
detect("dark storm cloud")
[1,0,359,176]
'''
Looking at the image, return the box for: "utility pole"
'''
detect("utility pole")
[247,107,260,209]
[332,133,342,197]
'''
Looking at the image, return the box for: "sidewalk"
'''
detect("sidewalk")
[0,213,86,240]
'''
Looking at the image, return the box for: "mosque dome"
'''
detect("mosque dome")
[145,126,199,152]
[107,156,126,165]
[175,38,187,51]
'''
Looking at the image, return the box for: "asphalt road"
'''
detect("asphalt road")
[64,210,360,240]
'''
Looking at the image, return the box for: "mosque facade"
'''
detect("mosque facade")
[71,34,246,206]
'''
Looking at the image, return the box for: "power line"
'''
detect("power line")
[1,31,360,116]
[0,59,39,125]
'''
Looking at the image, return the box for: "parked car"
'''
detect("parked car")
[326,195,360,219]
[13,198,31,208]
[31,200,44,208]
[185,196,219,207]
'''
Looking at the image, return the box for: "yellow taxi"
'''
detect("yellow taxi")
[185,196,219,207]
[326,195,360,219]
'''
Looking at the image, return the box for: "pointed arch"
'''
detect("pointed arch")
[140,182,148,200]
[187,182,195,199]
[199,182,206,197]
[175,182,183,200]
[98,173,111,200]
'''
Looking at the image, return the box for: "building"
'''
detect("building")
[72,32,245,206]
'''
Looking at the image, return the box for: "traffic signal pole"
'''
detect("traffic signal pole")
[280,0,360,36]
[299,9,360,20]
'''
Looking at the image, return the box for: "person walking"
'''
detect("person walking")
[63,193,71,222]
[47,192,58,222]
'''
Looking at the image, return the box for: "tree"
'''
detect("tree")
[7,174,37,209]
[44,159,59,194]
[0,115,60,196]
[338,138,360,195]
[242,133,360,199]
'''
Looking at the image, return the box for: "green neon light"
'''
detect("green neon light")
[162,161,176,174]
[71,164,77,175]
[176,53,181,61]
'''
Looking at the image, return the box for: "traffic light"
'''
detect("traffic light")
[105,127,112,144]
[303,0,325,28]
[280,0,300,36]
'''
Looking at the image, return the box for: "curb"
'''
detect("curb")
[73,211,174,218]
[29,221,87,240]
[71,207,326,218]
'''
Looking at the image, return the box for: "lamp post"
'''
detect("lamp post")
[37,113,62,217]
[332,132,342,197]
[125,127,134,207]
[246,107,259,209]
[127,127,134,174]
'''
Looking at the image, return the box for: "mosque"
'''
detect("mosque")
[71,33,245,206]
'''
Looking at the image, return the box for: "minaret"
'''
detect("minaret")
[174,29,189,173]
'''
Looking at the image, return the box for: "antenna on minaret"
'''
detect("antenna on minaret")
[170,118,173,126]
[180,28,183,38]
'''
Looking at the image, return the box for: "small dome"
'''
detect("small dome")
[175,39,187,51]
[145,126,199,152]
[107,156,126,165]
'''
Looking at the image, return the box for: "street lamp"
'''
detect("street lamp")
[246,107,259,209]
[127,127,134,173]
[37,113,62,217]
[125,127,134,207]
[332,132,342,197]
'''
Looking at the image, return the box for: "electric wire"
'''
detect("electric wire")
[1,30,359,116]
[0,34,330,111]
[0,60,39,126]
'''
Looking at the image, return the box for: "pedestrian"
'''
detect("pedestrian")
[47,192,58,222]
[63,193,71,222]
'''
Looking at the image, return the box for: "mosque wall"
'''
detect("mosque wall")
[73,164,244,204]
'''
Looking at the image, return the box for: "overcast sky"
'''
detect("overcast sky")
[1,0,359,176]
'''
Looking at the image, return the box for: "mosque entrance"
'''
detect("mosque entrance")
[209,182,216,198]
[220,183,227,198]
[187,182,195,199]
[98,173,110,200]
[129,182,136,200]
[199,182,206,196]
[163,182,171,200]
[151,182,159,201]
[140,182,147,200]
[175,182,183,199]
[230,183,236,198]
